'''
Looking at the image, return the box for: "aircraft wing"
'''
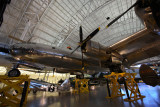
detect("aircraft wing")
[0,53,15,67]
[108,28,160,66]
[0,42,16,67]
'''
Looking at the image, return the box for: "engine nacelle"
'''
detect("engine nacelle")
[135,0,160,34]
[85,41,109,60]
[111,56,122,64]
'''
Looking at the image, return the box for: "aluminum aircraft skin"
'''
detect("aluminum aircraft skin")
[0,0,160,85]
[7,42,110,74]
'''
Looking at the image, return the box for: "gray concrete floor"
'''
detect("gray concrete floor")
[26,83,160,107]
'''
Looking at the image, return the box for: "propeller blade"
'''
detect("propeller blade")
[80,26,83,42]
[8,35,26,43]
[80,26,84,69]
[71,27,100,54]
[106,1,139,28]
[80,26,85,51]
[81,52,84,68]
[71,1,139,54]
[70,45,80,54]
[81,27,100,46]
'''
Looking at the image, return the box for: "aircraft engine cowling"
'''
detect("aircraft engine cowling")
[85,41,109,60]
[135,0,160,34]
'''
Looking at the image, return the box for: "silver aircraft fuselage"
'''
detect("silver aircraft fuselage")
[9,43,108,73]
[1,0,160,75]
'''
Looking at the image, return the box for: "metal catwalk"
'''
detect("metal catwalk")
[26,83,160,107]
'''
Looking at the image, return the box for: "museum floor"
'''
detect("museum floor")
[26,83,160,107]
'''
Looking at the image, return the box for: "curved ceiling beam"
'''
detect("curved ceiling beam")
[59,0,115,47]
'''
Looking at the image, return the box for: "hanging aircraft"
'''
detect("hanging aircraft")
[0,0,160,86]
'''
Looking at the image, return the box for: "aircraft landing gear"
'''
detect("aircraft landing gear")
[49,84,55,92]
[8,68,21,77]
[33,89,37,94]
[7,63,21,77]
[76,74,84,79]
[109,64,125,73]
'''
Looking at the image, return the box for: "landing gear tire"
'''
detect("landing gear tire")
[49,84,55,92]
[76,74,84,79]
[33,89,37,94]
[8,69,21,77]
